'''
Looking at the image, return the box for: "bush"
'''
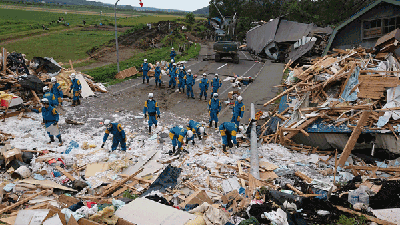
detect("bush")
[185,12,195,24]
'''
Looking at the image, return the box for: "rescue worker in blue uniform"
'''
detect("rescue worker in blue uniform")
[154,62,162,87]
[208,93,221,129]
[219,122,243,152]
[186,120,205,145]
[101,120,127,151]
[178,66,186,93]
[168,126,192,156]
[170,47,176,61]
[168,63,178,89]
[143,93,161,135]
[231,96,245,127]
[199,73,209,101]
[50,77,63,105]
[32,98,63,146]
[184,69,195,99]
[68,73,81,107]
[43,86,58,107]
[141,59,150,84]
[211,74,222,96]
[168,59,174,71]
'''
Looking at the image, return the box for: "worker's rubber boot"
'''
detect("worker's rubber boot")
[147,79,149,84]
[174,148,181,156]
[198,136,202,141]
[77,99,81,105]
[185,139,188,144]
[148,126,151,135]
[215,122,218,129]
[58,136,63,146]
[192,96,195,99]
[205,96,207,101]
[71,100,76,107]
[182,88,185,93]
[192,140,195,145]
[48,136,55,144]
[169,84,171,88]
[208,121,212,128]
[143,79,145,84]
[223,145,227,152]
[169,146,176,156]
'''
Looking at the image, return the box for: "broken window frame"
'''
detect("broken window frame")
[362,16,400,39]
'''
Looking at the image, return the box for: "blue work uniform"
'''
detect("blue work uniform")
[154,66,162,85]
[33,106,60,139]
[169,126,187,150]
[141,62,150,82]
[51,82,63,105]
[208,98,221,123]
[199,78,209,98]
[231,101,245,126]
[185,74,195,98]
[178,69,186,90]
[43,92,58,107]
[143,99,160,127]
[169,66,178,88]
[168,62,174,71]
[170,50,176,61]
[70,78,81,101]
[103,123,126,151]
[211,78,222,95]
[219,122,238,146]
[186,120,203,141]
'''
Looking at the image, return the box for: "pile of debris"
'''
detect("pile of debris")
[0,48,107,121]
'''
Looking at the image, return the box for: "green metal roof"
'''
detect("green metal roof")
[323,0,400,56]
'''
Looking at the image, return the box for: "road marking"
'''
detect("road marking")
[241,51,250,60]
[217,63,227,70]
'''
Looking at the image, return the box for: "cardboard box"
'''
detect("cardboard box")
[228,91,240,100]
[3,148,22,165]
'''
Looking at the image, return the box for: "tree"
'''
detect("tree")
[185,12,195,25]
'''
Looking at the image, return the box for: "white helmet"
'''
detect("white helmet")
[70,73,76,79]
[213,93,218,98]
[239,126,244,132]
[43,86,49,92]
[144,59,147,62]
[187,130,193,138]
[188,69,191,73]
[215,73,219,77]
[148,93,153,98]
[179,125,184,129]
[203,73,207,76]
[51,77,57,83]
[171,59,174,63]
[173,63,177,66]
[237,96,243,102]
[171,47,174,50]
[104,119,110,126]
[156,62,160,66]
[198,127,205,135]
[180,67,183,70]
[41,98,49,104]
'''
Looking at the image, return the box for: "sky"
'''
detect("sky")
[99,0,209,11]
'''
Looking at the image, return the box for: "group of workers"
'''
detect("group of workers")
[32,73,82,146]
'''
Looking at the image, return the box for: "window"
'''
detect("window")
[363,19,382,38]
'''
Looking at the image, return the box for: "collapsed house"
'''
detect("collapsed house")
[246,18,332,63]
[262,29,400,159]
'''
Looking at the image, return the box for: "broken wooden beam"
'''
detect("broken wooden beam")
[100,168,143,197]
[0,190,47,214]
[338,111,371,167]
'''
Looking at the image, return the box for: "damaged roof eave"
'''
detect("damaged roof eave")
[323,0,400,56]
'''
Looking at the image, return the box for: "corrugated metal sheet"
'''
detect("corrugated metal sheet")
[286,40,316,63]
[246,19,280,54]
[274,20,315,43]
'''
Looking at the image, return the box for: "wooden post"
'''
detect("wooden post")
[338,111,371,167]
[69,60,74,70]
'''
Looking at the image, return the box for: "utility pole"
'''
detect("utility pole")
[250,103,260,179]
[100,11,102,25]
[114,0,120,73]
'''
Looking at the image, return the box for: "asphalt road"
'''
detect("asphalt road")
[66,43,284,133]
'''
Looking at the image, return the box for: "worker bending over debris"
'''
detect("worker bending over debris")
[102,120,127,151]
[178,66,186,93]
[69,73,81,107]
[43,86,58,107]
[211,74,222,96]
[141,59,150,84]
[143,93,160,134]
[169,126,192,156]
[170,47,176,61]
[169,63,178,89]
[50,77,63,105]
[209,93,222,129]
[199,73,209,101]
[186,120,205,145]
[32,98,63,146]
[154,62,162,87]
[231,96,245,127]
[185,69,195,99]
[219,122,243,152]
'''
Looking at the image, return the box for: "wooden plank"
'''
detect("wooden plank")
[338,111,371,167]
[285,117,319,139]
[237,162,246,188]
[0,190,47,214]
[335,205,397,225]
[343,166,400,172]
[100,168,143,197]
[56,166,76,181]
[69,60,74,70]
[112,186,129,197]
[295,171,313,183]
[286,184,303,195]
